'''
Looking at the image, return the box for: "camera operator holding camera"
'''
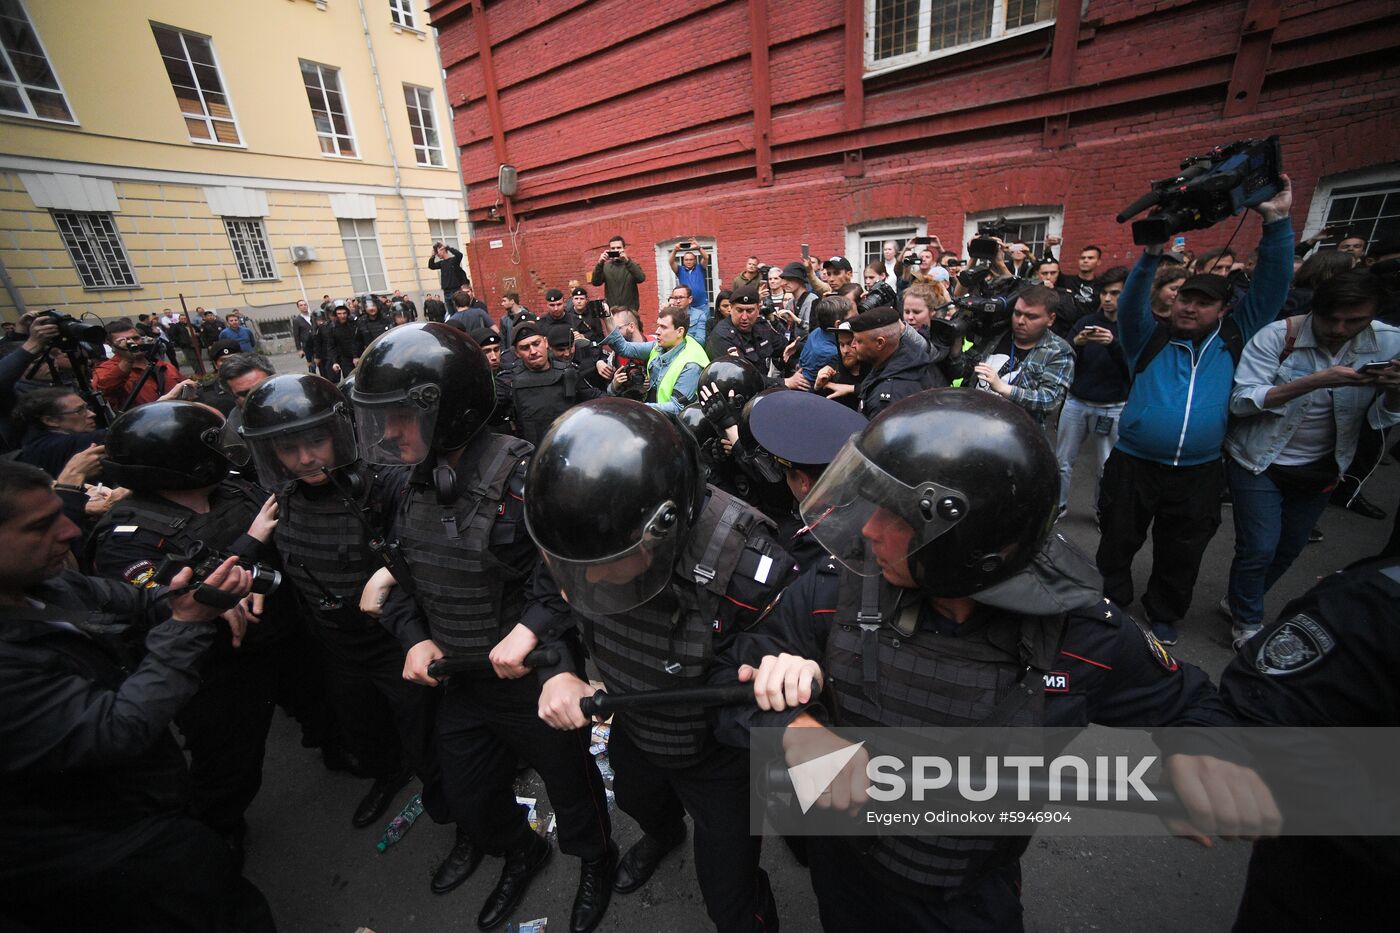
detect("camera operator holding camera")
[591,235,646,310]
[92,318,184,412]
[427,241,467,295]
[1097,172,1295,646]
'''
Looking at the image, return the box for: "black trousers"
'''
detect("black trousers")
[317,621,449,821]
[1234,838,1390,931]
[436,674,610,859]
[3,815,276,933]
[807,838,1022,933]
[1096,450,1224,625]
[609,720,777,933]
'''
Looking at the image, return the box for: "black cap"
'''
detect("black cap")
[546,324,574,349]
[779,260,810,282]
[822,255,853,273]
[846,306,900,331]
[471,328,502,348]
[511,321,543,345]
[210,339,241,360]
[1178,274,1231,302]
[749,391,866,468]
[544,288,564,302]
[731,284,760,306]
[570,286,588,298]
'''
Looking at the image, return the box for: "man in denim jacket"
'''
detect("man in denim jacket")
[1223,271,1400,644]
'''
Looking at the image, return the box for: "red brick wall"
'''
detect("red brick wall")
[427,0,1400,319]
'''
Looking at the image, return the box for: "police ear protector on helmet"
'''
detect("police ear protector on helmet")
[643,503,679,540]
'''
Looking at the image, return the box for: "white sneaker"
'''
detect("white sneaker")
[1217,596,1231,621]
[1231,622,1262,651]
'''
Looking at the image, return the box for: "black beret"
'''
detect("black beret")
[846,305,900,332]
[511,322,543,345]
[544,288,565,302]
[731,284,761,305]
[546,324,574,348]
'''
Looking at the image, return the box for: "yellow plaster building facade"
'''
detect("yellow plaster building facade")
[0,0,471,337]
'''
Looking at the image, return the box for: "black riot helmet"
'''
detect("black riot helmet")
[699,357,765,409]
[801,388,1057,597]
[349,322,495,464]
[525,398,704,616]
[102,401,231,491]
[240,374,357,484]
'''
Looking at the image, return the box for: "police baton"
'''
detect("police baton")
[427,647,560,680]
[580,683,754,718]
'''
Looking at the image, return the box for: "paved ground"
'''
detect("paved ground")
[242,363,1397,931]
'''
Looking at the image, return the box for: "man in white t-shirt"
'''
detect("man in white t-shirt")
[1223,271,1400,645]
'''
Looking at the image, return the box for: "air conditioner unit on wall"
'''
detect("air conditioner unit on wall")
[289,244,317,264]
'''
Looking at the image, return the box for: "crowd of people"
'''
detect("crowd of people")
[2,180,1399,933]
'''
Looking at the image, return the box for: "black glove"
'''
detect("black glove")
[699,383,738,431]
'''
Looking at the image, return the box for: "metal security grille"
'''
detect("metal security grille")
[301,60,357,158]
[859,230,917,274]
[151,24,240,145]
[0,0,73,121]
[339,218,388,293]
[868,0,1054,68]
[389,0,417,30]
[52,211,138,289]
[404,84,444,167]
[224,218,278,282]
[1322,181,1400,252]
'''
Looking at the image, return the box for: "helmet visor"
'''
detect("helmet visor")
[534,502,682,616]
[245,413,357,484]
[799,438,968,575]
[352,385,440,465]
[204,420,249,468]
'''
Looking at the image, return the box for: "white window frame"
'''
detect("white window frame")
[338,217,389,293]
[0,0,76,124]
[845,218,929,279]
[51,211,139,290]
[223,217,279,282]
[403,84,445,167]
[389,0,417,31]
[150,22,243,147]
[961,206,1063,261]
[301,59,359,159]
[1302,163,1400,253]
[864,0,1056,78]
[428,218,460,252]
[656,237,719,311]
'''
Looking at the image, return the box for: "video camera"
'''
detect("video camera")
[1116,136,1283,246]
[36,309,106,352]
[926,268,1025,379]
[153,541,282,597]
[969,218,1017,262]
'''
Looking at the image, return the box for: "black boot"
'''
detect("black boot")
[477,833,551,930]
[432,826,484,895]
[351,766,412,828]
[613,827,685,894]
[571,840,618,933]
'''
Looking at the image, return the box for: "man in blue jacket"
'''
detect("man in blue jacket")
[1096,175,1295,645]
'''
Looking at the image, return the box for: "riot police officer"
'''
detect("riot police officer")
[737,389,1279,931]
[240,374,457,851]
[349,323,615,933]
[531,398,798,933]
[689,357,788,517]
[506,321,601,446]
[88,401,288,865]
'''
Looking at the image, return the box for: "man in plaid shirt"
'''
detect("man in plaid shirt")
[972,284,1075,425]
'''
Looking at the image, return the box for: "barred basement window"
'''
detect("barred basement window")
[224,218,278,282]
[151,23,241,145]
[404,84,444,167]
[1317,179,1400,253]
[339,218,389,293]
[52,211,138,289]
[866,0,1056,74]
[961,207,1064,261]
[301,60,358,158]
[389,0,417,30]
[0,0,74,122]
[428,218,459,252]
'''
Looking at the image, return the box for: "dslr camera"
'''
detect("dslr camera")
[153,540,282,597]
[968,218,1016,262]
[1117,136,1282,245]
[36,309,106,352]
[859,280,897,312]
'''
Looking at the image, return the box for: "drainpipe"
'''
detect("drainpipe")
[356,0,424,293]
[0,250,27,318]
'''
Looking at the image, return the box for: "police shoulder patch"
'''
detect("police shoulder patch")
[1255,613,1335,676]
[122,560,159,588]
[1142,627,1178,672]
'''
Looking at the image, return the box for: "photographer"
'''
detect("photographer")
[427,241,467,294]
[971,284,1075,427]
[846,305,939,418]
[1,312,65,449]
[0,460,273,933]
[895,236,941,285]
[591,234,646,310]
[776,261,819,333]
[585,307,648,393]
[668,239,711,344]
[92,318,183,411]
[601,307,710,414]
[1097,174,1295,646]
